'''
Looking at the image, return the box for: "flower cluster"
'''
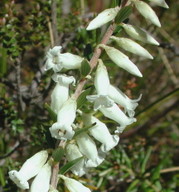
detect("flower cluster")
[9,0,168,191]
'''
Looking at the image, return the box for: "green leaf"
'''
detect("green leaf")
[77,87,92,109]
[59,157,83,174]
[141,147,152,174]
[52,147,65,162]
[80,59,91,77]
[115,6,133,23]
[44,103,57,122]
[74,123,96,137]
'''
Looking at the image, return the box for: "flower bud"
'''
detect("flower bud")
[30,162,51,192]
[87,7,119,30]
[9,150,48,190]
[122,23,159,45]
[95,59,110,95]
[149,0,169,8]
[51,74,75,113]
[110,36,153,59]
[133,0,161,27]
[59,175,91,192]
[99,44,142,77]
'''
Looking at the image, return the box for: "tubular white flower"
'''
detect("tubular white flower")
[86,7,120,30]
[110,36,153,59]
[66,143,87,176]
[83,114,120,152]
[76,133,105,167]
[95,59,110,95]
[99,44,142,77]
[45,46,63,72]
[108,85,142,117]
[51,74,75,113]
[59,175,91,192]
[30,162,51,192]
[149,0,169,8]
[99,103,136,132]
[8,150,48,190]
[86,94,114,111]
[122,23,159,45]
[45,46,83,72]
[133,0,161,27]
[49,97,77,140]
[59,53,83,69]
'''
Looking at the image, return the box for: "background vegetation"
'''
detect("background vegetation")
[0,0,178,191]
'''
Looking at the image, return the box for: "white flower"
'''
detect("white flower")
[9,150,48,190]
[87,7,120,30]
[110,36,153,59]
[122,23,159,45]
[59,175,91,192]
[45,46,83,72]
[99,44,142,77]
[59,53,83,69]
[133,0,161,27]
[51,74,75,113]
[49,97,77,140]
[30,162,51,192]
[76,133,105,167]
[99,103,136,133]
[83,114,120,152]
[45,46,63,72]
[86,94,114,111]
[108,85,142,117]
[66,143,87,176]
[95,59,110,95]
[149,0,169,8]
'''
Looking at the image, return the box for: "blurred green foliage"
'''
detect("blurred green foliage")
[0,0,178,192]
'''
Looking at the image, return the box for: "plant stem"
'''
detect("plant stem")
[74,23,116,99]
